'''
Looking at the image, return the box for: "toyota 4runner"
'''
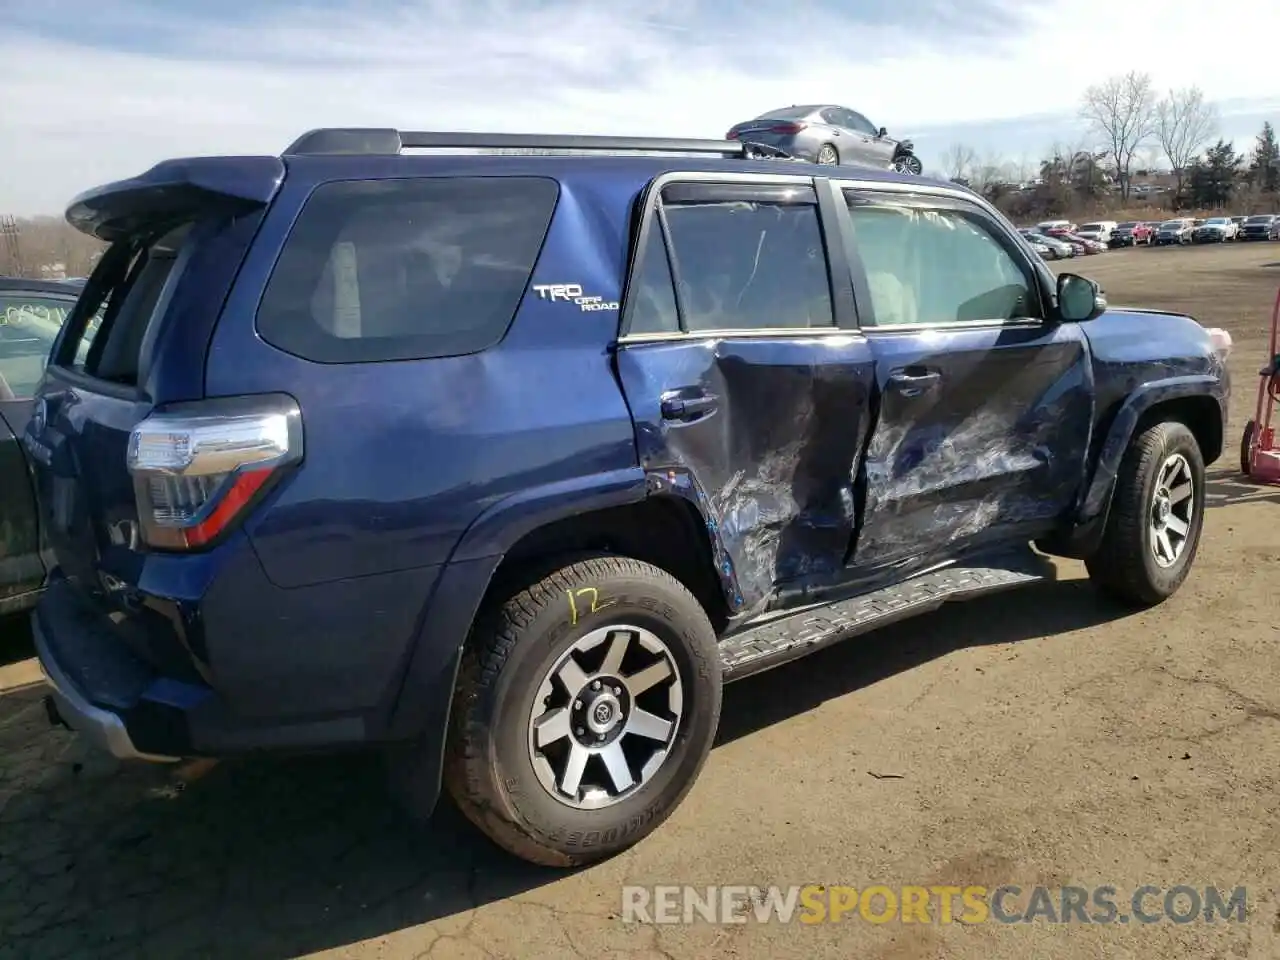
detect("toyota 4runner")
[28,129,1231,867]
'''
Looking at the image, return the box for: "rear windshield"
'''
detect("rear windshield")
[54,224,190,386]
[755,106,816,120]
[256,176,558,363]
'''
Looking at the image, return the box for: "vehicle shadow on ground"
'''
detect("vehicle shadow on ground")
[0,567,1139,959]
[716,575,1130,746]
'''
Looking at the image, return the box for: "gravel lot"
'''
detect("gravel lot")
[2,241,1279,959]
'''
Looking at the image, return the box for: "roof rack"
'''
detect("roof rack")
[282,128,796,161]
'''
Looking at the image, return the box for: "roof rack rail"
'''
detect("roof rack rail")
[282,128,796,161]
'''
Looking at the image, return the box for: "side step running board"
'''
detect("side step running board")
[719,549,1052,681]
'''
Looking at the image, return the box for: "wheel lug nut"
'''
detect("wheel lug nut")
[574,700,582,710]
[591,680,601,691]
[575,727,584,736]
[597,733,606,741]
[612,686,621,696]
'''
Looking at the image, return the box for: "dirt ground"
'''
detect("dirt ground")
[2,242,1279,960]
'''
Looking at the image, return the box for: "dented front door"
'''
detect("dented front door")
[836,185,1094,570]
[614,176,876,617]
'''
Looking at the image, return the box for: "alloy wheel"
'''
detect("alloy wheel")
[1149,453,1195,568]
[528,625,683,810]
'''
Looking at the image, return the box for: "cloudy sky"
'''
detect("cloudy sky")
[2,0,1278,215]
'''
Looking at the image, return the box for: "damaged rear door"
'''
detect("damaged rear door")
[831,183,1094,571]
[614,174,876,617]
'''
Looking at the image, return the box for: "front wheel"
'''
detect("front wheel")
[1085,421,1205,606]
[439,554,722,867]
[893,152,923,175]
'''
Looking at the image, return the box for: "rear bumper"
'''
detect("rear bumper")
[36,618,176,762]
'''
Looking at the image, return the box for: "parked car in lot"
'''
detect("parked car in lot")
[1017,228,1076,259]
[1036,219,1077,234]
[1046,228,1107,254]
[1155,219,1194,245]
[1075,220,1118,245]
[725,104,923,173]
[1239,214,1280,240]
[1109,221,1155,247]
[29,128,1231,867]
[0,278,85,615]
[1192,217,1239,242]
[1229,215,1249,236]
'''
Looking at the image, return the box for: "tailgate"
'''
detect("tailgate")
[26,156,283,593]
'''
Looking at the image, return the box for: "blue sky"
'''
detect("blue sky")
[2,0,1277,215]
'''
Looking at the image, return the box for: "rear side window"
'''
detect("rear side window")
[257,176,558,363]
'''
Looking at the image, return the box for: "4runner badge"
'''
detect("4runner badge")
[532,283,619,313]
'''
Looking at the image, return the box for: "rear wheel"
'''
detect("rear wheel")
[1086,421,1205,606]
[440,554,721,867]
[816,143,839,165]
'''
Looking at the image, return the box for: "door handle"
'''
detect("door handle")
[886,367,941,398]
[660,391,718,422]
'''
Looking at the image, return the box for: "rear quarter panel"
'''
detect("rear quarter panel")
[205,158,642,589]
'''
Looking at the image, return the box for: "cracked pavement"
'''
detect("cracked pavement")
[3,244,1280,959]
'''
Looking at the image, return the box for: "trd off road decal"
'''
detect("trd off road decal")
[532,283,619,313]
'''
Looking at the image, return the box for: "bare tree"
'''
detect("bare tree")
[942,143,978,182]
[1155,86,1219,200]
[1080,71,1157,201]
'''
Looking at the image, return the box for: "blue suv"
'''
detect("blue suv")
[28,129,1230,867]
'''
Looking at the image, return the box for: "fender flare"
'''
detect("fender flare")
[383,467,650,739]
[1078,375,1226,523]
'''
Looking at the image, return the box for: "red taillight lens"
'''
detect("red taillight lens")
[725,129,740,139]
[766,122,805,135]
[127,394,303,551]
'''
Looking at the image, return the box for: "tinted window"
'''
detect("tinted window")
[758,106,818,121]
[625,223,680,336]
[55,225,186,385]
[844,110,877,134]
[1246,215,1273,223]
[660,193,834,332]
[0,294,75,398]
[845,192,1036,326]
[257,177,558,363]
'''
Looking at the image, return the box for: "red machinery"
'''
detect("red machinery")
[1241,287,1280,483]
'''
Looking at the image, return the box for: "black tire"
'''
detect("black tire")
[816,143,839,165]
[1241,419,1256,476]
[1085,421,1206,607]
[894,152,924,175]
[439,554,721,867]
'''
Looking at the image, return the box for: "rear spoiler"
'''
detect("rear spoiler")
[66,156,285,241]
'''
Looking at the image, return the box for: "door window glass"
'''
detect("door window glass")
[844,193,1036,326]
[625,222,680,335]
[659,195,834,332]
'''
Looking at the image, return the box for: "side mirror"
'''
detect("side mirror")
[1057,273,1106,322]
[877,126,888,138]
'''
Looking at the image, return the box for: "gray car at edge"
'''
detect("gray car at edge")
[726,104,924,173]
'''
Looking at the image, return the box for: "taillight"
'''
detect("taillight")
[766,122,806,135]
[725,129,740,140]
[127,394,302,550]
